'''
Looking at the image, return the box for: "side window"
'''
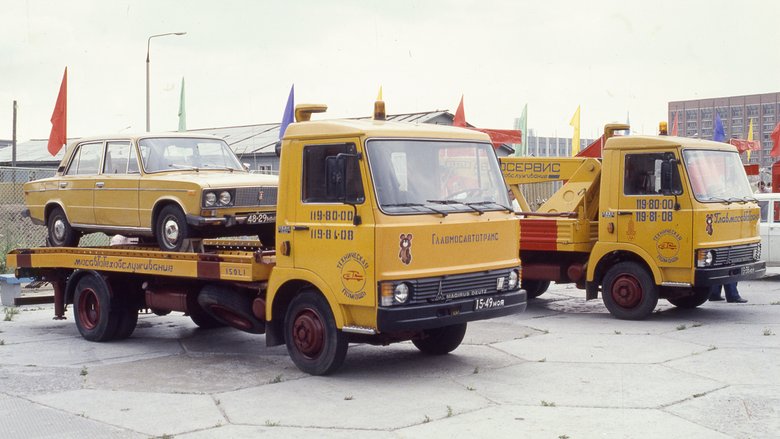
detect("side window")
[302,143,364,203]
[128,144,140,174]
[103,141,133,174]
[65,142,103,176]
[624,153,682,195]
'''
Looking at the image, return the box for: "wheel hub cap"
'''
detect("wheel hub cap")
[611,275,642,308]
[292,309,324,359]
[53,218,66,240]
[163,218,179,245]
[78,288,100,330]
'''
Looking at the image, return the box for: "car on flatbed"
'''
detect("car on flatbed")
[22,134,278,251]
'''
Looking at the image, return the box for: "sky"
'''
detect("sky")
[2,0,779,143]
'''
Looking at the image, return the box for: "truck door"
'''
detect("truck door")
[291,141,376,308]
[617,151,693,281]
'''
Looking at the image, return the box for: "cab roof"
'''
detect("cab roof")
[604,135,739,152]
[283,118,491,142]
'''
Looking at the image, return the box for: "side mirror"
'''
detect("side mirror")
[274,140,282,158]
[326,153,364,225]
[242,162,251,171]
[660,158,682,196]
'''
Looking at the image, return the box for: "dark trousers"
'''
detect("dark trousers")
[710,283,740,301]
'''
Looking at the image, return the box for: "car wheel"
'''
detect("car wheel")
[412,323,467,355]
[47,207,80,247]
[285,290,348,375]
[155,205,189,252]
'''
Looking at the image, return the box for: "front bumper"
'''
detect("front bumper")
[377,289,527,333]
[694,261,766,287]
[186,211,276,228]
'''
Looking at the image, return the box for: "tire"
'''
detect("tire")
[155,205,189,252]
[601,262,658,320]
[412,323,467,355]
[187,290,225,329]
[522,279,551,299]
[668,286,710,309]
[113,307,139,340]
[47,206,80,247]
[197,285,264,333]
[73,274,120,341]
[109,279,142,340]
[284,290,348,375]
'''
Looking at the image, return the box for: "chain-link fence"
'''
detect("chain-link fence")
[0,167,108,272]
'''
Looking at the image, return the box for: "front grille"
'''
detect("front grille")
[712,243,760,266]
[234,186,278,207]
[407,268,514,304]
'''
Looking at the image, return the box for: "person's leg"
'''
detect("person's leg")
[709,284,724,301]
[725,282,747,303]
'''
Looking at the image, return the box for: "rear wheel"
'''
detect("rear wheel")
[155,205,189,252]
[522,279,551,299]
[47,207,80,247]
[412,323,467,355]
[187,290,225,329]
[602,262,658,320]
[197,285,264,333]
[667,287,710,309]
[284,291,348,375]
[73,274,119,341]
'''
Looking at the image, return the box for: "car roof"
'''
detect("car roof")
[68,133,223,146]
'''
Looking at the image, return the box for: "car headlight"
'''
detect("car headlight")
[204,192,216,207]
[508,270,519,290]
[697,249,715,267]
[394,283,410,303]
[218,191,232,206]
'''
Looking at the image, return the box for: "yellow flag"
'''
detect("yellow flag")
[747,118,754,161]
[377,86,383,101]
[569,105,581,156]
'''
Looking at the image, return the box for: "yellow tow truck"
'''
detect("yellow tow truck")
[501,124,764,320]
[7,103,526,375]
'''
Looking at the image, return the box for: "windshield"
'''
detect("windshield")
[683,149,754,202]
[366,139,510,214]
[139,137,243,173]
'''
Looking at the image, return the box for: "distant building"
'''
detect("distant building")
[517,129,594,157]
[0,140,11,149]
[669,92,780,167]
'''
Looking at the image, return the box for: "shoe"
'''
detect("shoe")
[727,297,748,303]
[709,296,724,301]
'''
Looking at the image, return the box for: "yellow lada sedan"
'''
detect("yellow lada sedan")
[23,134,278,251]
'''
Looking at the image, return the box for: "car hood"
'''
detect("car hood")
[143,171,279,188]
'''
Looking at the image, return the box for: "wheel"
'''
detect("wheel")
[155,205,189,252]
[73,274,119,341]
[668,286,710,309]
[47,206,80,247]
[412,323,467,355]
[197,285,264,333]
[187,290,225,329]
[522,279,551,299]
[601,262,658,320]
[284,290,348,375]
[113,307,139,339]
[109,279,142,340]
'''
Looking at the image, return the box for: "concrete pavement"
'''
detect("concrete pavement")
[1,277,778,438]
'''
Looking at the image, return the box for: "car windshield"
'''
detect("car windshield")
[366,139,510,214]
[683,149,754,202]
[139,137,243,173]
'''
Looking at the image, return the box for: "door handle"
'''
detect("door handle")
[95,182,105,188]
[293,225,309,231]
[59,182,68,188]
[617,211,633,216]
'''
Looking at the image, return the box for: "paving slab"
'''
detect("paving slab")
[664,347,780,386]
[178,424,397,439]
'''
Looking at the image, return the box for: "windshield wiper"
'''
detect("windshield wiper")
[426,199,485,215]
[168,164,199,171]
[466,200,514,213]
[383,203,448,217]
[202,164,236,172]
[704,196,731,204]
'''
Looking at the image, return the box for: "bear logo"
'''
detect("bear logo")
[399,234,413,265]
[705,214,713,236]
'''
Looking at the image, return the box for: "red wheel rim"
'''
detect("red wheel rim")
[292,308,324,359]
[78,288,100,330]
[611,274,643,309]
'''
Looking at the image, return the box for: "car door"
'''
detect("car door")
[94,140,141,227]
[59,141,103,225]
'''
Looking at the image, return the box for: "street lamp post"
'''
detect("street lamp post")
[146,32,186,132]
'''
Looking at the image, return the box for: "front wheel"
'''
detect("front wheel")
[602,262,658,320]
[667,287,710,309]
[412,323,467,355]
[284,291,348,375]
[155,205,190,252]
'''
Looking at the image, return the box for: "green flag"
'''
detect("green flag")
[514,104,527,156]
[178,77,186,132]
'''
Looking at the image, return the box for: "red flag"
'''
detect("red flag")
[671,112,679,136]
[453,95,466,127]
[47,68,67,156]
[771,122,780,158]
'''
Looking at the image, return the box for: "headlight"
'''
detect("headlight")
[697,249,715,267]
[218,191,232,206]
[508,270,519,290]
[754,244,762,261]
[204,192,216,207]
[705,250,714,266]
[394,283,410,303]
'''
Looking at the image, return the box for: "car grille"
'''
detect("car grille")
[234,186,277,207]
[407,268,515,304]
[712,243,760,266]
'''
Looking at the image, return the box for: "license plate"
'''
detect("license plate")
[474,296,505,311]
[246,212,276,224]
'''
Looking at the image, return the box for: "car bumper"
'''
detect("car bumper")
[694,261,766,286]
[22,208,45,226]
[186,212,276,227]
[377,289,527,333]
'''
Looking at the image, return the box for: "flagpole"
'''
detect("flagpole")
[11,101,17,167]
[146,32,186,132]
